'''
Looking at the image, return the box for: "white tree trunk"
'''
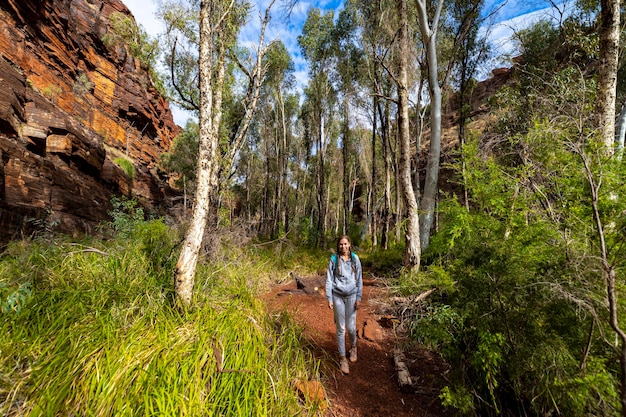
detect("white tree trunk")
[597,0,620,153]
[174,1,218,306]
[398,0,421,270]
[415,0,443,251]
[173,1,274,306]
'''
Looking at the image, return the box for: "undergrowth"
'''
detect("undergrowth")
[0,218,323,416]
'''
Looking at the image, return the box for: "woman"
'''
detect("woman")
[325,235,363,375]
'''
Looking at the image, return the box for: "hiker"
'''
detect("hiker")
[326,235,363,375]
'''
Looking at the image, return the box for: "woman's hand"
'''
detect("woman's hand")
[354,300,359,310]
[328,301,333,310]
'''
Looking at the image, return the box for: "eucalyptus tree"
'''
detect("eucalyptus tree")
[352,0,421,264]
[596,0,620,152]
[298,8,338,248]
[397,0,422,268]
[354,0,399,250]
[596,0,625,410]
[249,42,295,238]
[158,0,277,306]
[159,120,199,207]
[263,41,296,237]
[444,0,490,209]
[332,5,365,236]
[413,0,445,252]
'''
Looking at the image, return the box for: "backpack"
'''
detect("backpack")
[331,252,357,277]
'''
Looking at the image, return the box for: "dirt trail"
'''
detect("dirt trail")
[264,272,450,417]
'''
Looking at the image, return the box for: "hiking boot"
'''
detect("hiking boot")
[349,346,357,363]
[339,357,350,374]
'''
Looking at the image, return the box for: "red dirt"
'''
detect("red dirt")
[264,273,452,417]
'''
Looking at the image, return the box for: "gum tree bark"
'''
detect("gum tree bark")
[174,1,227,306]
[397,0,421,270]
[597,0,620,152]
[414,0,444,251]
[174,0,274,306]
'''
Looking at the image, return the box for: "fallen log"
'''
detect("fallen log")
[393,349,413,393]
[389,288,435,304]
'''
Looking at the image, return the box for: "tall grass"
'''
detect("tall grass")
[0,222,322,416]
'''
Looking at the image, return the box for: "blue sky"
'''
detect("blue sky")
[124,0,346,124]
[123,0,565,125]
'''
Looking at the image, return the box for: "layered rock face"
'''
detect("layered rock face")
[0,0,180,242]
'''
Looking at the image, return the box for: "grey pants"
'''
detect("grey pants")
[332,293,357,357]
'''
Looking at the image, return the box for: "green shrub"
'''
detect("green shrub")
[0,282,32,314]
[107,196,144,237]
[411,118,625,415]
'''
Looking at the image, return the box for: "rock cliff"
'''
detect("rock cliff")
[0,0,180,243]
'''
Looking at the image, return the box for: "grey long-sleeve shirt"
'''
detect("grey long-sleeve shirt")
[325,253,363,302]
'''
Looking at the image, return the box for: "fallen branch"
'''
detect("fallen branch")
[389,288,435,304]
[394,349,413,393]
[66,243,109,257]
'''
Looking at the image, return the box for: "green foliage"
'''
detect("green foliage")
[113,157,135,180]
[440,385,473,414]
[0,282,32,314]
[471,332,505,411]
[103,12,158,70]
[515,20,561,77]
[298,8,336,72]
[413,101,626,415]
[40,84,62,100]
[264,41,295,90]
[0,233,321,416]
[159,120,199,192]
[72,72,93,96]
[26,210,60,238]
[364,246,404,277]
[412,304,461,352]
[107,196,145,237]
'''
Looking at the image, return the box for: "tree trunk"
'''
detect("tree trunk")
[616,102,626,157]
[380,95,392,250]
[371,93,378,247]
[173,0,272,306]
[174,2,224,306]
[342,98,351,236]
[397,0,421,269]
[278,89,289,234]
[597,0,620,153]
[415,0,443,252]
[316,113,327,248]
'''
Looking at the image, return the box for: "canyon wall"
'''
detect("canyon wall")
[0,0,181,242]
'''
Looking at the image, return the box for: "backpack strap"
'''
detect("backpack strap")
[331,252,357,277]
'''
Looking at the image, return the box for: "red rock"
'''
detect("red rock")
[0,0,182,243]
[361,318,385,342]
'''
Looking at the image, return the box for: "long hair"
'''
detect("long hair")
[336,235,352,255]
[335,235,355,276]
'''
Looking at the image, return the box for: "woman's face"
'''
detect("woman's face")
[338,238,350,256]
